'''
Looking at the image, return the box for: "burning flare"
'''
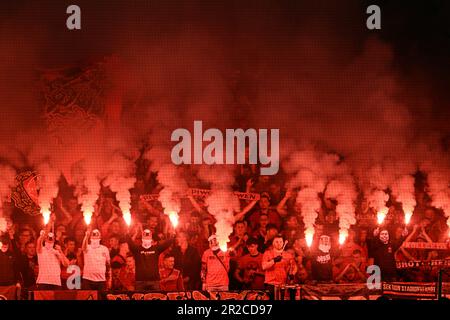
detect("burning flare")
[377,208,388,225]
[41,206,51,225]
[123,210,132,226]
[219,242,228,252]
[168,211,179,228]
[83,210,92,225]
[305,229,314,247]
[404,210,413,225]
[339,231,347,245]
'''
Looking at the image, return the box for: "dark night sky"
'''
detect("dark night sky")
[0,0,449,150]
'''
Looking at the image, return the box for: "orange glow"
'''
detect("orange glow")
[168,211,179,228]
[219,242,228,252]
[83,210,92,225]
[305,230,314,247]
[0,217,7,233]
[41,208,51,225]
[123,211,132,226]
[377,208,387,225]
[339,232,347,245]
[404,211,413,225]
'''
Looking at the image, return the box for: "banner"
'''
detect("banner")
[140,189,261,203]
[106,290,269,300]
[396,259,450,269]
[382,282,437,299]
[40,60,110,143]
[10,171,40,216]
[402,242,449,250]
[298,283,381,300]
[140,194,160,201]
[0,285,18,300]
[189,188,260,201]
[32,290,98,300]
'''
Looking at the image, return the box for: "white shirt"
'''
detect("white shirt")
[83,244,110,282]
[37,247,62,286]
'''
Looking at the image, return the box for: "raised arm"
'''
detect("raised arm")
[234,199,258,222]
[140,198,164,217]
[54,244,70,267]
[55,197,72,225]
[156,237,175,254]
[8,226,21,258]
[420,225,434,244]
[276,190,292,217]
[335,264,351,282]
[126,231,140,254]
[36,230,46,254]
[187,195,209,216]
[100,211,119,236]
[393,226,411,252]
[82,229,90,253]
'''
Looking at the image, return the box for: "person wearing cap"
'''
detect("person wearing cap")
[234,237,265,290]
[127,227,175,291]
[36,230,69,290]
[81,228,111,291]
[0,235,21,299]
[201,235,230,291]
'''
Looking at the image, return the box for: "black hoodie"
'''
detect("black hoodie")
[128,236,174,281]
[0,249,20,286]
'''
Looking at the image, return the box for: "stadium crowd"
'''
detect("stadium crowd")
[1,163,449,299]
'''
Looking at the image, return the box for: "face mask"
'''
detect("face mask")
[45,242,54,250]
[142,239,152,249]
[91,239,100,248]
[211,245,220,252]
[318,244,331,253]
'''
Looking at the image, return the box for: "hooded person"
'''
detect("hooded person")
[200,234,231,291]
[81,228,111,291]
[127,227,175,291]
[0,235,22,299]
[36,230,69,290]
[309,235,337,282]
[369,226,408,281]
